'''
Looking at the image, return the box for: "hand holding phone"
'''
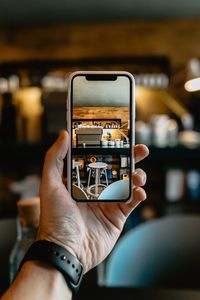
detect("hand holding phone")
[38,130,148,273]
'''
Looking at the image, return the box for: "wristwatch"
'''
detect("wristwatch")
[19,240,84,294]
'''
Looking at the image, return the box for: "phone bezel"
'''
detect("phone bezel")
[67,71,135,202]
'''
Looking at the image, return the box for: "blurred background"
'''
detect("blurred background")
[1,0,200,296]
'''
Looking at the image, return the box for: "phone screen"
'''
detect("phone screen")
[69,72,134,202]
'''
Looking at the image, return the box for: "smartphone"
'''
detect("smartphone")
[67,71,135,202]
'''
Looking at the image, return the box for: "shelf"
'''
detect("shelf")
[165,201,200,215]
[0,139,200,169]
[148,145,200,159]
[139,145,200,169]
[0,138,55,165]
[72,146,130,155]
[1,141,200,168]
[2,140,200,222]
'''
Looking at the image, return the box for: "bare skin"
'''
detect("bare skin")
[2,130,149,300]
[37,130,149,272]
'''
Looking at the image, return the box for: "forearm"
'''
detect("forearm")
[2,261,72,300]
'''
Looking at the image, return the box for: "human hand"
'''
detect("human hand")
[37,131,149,273]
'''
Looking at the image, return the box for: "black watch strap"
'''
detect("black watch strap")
[19,240,84,294]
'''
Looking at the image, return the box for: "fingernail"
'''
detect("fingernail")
[135,169,146,184]
[142,189,147,200]
[135,187,147,201]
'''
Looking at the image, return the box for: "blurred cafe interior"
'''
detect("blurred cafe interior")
[1,0,200,298]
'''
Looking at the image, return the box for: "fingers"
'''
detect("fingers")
[134,144,149,164]
[132,168,146,186]
[120,144,148,217]
[126,187,147,215]
[125,167,147,215]
[43,130,69,181]
[133,186,147,202]
[119,187,147,218]
[118,167,147,218]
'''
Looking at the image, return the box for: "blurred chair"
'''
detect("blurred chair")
[106,215,200,289]
[0,218,17,293]
[98,179,129,200]
[72,184,88,200]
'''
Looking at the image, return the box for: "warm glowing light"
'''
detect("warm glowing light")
[14,87,43,143]
[135,86,153,111]
[14,87,43,117]
[184,77,200,92]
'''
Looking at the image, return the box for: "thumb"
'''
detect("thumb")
[42,130,69,181]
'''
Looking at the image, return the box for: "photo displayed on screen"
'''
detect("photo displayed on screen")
[71,74,132,201]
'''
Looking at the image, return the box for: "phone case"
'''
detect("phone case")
[66,71,135,202]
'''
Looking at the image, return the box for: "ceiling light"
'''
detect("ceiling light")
[185,58,200,92]
[184,77,200,92]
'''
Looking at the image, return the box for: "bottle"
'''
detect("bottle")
[106,165,112,180]
[151,114,169,148]
[121,156,128,168]
[187,170,200,201]
[135,121,151,146]
[167,119,178,147]
[165,169,185,202]
[9,197,40,283]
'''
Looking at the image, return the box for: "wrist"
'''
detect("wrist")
[7,261,72,300]
[36,230,77,259]
[19,240,84,295]
[22,261,72,296]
